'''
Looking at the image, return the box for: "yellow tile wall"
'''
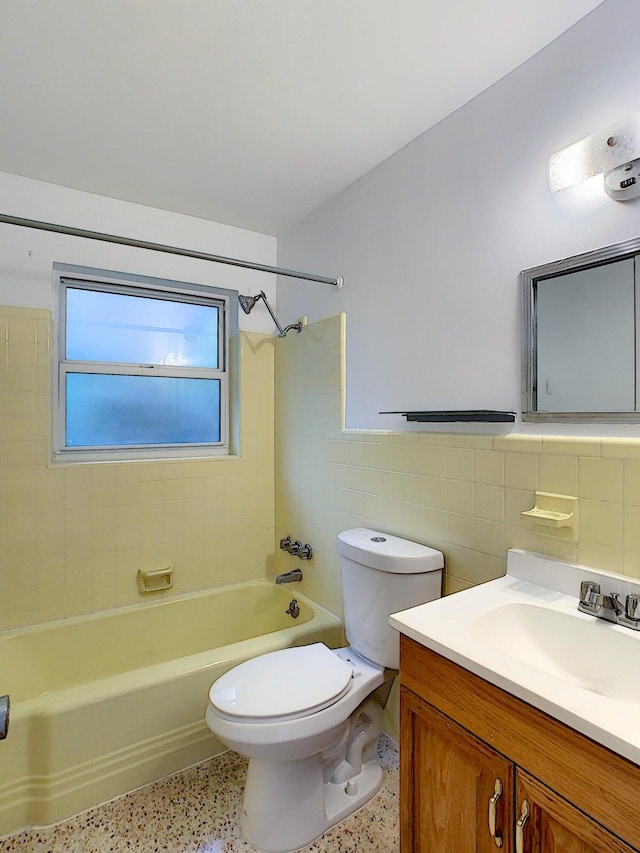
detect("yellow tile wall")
[0,306,275,630]
[275,314,640,618]
[7,304,640,633]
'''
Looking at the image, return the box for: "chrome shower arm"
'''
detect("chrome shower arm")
[237,291,302,338]
[257,292,287,337]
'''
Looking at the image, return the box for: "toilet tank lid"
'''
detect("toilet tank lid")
[337,528,444,574]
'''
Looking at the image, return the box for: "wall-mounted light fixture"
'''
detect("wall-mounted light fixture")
[549,111,640,201]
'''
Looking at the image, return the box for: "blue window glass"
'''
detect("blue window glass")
[65,373,221,447]
[66,288,219,368]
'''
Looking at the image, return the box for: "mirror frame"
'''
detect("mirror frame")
[521,235,640,423]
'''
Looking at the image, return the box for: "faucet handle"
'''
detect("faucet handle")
[580,580,600,603]
[297,543,313,560]
[625,594,640,621]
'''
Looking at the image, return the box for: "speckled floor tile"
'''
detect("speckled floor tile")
[0,736,398,852]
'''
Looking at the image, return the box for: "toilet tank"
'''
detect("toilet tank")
[336,528,443,669]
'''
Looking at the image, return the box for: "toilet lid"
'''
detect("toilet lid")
[208,643,353,722]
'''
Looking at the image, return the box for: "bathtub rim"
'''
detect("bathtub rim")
[0,577,325,641]
[3,580,343,709]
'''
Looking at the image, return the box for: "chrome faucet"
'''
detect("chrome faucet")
[276,569,303,584]
[579,581,640,630]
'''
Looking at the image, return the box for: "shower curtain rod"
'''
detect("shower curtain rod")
[0,213,344,287]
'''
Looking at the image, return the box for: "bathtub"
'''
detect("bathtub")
[0,581,343,836]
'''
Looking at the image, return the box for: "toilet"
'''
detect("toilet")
[205,527,443,853]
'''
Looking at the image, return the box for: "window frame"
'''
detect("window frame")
[53,264,236,463]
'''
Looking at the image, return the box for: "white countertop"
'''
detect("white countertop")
[389,549,640,766]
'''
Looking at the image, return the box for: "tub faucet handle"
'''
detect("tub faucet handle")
[279,536,313,559]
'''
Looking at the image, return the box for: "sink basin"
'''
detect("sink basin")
[472,602,640,703]
[389,548,640,766]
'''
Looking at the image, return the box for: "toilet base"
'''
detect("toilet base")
[239,696,384,852]
[240,749,383,853]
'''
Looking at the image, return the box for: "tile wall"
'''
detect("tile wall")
[0,306,275,630]
[5,304,640,634]
[275,314,640,620]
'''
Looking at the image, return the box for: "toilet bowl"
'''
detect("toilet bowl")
[205,528,444,853]
[207,644,387,852]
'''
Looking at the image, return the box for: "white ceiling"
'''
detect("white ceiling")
[0,1,603,236]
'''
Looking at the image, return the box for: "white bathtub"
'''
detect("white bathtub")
[0,581,343,836]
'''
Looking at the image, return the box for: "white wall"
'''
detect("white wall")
[0,171,277,330]
[277,0,640,433]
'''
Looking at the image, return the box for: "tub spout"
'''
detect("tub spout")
[276,569,303,584]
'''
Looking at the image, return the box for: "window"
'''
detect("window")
[53,265,236,461]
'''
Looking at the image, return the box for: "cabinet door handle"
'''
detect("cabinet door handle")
[488,778,504,847]
[515,799,530,853]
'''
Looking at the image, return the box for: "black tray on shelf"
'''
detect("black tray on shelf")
[380,410,517,423]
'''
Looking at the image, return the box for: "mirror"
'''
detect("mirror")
[522,236,640,422]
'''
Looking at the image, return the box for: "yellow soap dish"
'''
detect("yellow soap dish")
[137,566,173,594]
[521,492,578,541]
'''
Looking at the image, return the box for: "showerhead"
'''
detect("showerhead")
[238,292,264,314]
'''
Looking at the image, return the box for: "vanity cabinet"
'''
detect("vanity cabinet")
[514,770,633,852]
[399,635,640,853]
[401,690,515,851]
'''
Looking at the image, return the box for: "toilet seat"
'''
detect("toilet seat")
[208,643,353,723]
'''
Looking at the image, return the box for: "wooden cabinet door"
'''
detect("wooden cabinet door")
[515,771,637,853]
[400,686,514,853]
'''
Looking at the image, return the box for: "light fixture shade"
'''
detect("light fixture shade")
[549,111,640,192]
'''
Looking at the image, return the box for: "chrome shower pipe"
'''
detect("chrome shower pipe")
[0,214,344,287]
